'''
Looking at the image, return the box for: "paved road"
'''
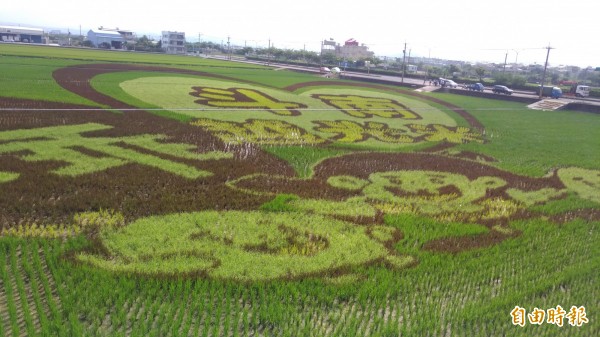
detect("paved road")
[205,54,599,105]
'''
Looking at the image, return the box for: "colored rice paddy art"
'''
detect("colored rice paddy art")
[0,123,231,178]
[0,63,598,281]
[118,76,480,148]
[77,211,411,281]
[0,49,598,337]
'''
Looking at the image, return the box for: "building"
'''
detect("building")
[321,39,336,55]
[87,29,125,49]
[96,26,136,42]
[161,31,186,54]
[320,38,374,61]
[0,25,43,43]
[338,39,374,60]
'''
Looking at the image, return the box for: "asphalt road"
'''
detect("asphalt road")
[205,54,599,105]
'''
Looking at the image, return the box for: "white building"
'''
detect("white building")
[87,29,125,49]
[161,31,186,54]
[0,25,44,43]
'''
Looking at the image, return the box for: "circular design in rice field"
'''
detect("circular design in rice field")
[77,211,406,281]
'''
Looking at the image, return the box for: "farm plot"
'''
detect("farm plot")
[0,50,599,336]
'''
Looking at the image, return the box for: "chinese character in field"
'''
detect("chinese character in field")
[314,120,414,143]
[190,87,306,116]
[191,118,324,145]
[0,123,231,179]
[547,305,567,327]
[408,124,484,144]
[511,306,527,327]
[312,94,421,119]
[566,306,588,327]
[527,307,546,325]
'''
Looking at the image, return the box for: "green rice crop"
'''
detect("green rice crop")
[76,211,391,281]
[0,47,598,336]
[0,56,97,105]
[263,146,350,178]
[0,171,19,184]
[435,93,600,176]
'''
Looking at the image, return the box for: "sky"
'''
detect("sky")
[2,0,598,67]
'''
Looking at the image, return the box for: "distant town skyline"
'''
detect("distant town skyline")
[2,0,598,67]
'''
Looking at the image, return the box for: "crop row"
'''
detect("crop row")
[1,212,597,336]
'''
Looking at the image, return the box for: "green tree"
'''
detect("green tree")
[475,67,486,82]
[446,64,460,79]
[236,47,254,56]
[321,52,339,65]
[430,66,443,78]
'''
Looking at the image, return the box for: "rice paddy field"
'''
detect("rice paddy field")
[0,44,598,336]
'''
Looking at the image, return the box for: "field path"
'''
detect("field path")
[52,64,268,109]
[53,64,483,131]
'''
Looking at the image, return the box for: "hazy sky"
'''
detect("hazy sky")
[2,0,598,67]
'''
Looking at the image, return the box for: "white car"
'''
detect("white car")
[442,79,459,88]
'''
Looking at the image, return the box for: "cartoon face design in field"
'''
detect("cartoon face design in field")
[230,170,522,223]
[78,211,410,281]
[338,171,510,219]
[557,167,600,204]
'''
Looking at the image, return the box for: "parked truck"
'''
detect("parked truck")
[567,84,590,98]
[535,85,562,99]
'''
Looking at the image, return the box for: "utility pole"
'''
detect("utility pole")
[503,51,508,73]
[198,33,202,54]
[303,44,306,63]
[539,45,553,99]
[227,36,231,60]
[401,41,407,83]
[267,38,271,66]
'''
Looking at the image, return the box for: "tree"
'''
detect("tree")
[236,47,254,56]
[475,67,486,82]
[446,64,460,79]
[461,63,474,79]
[430,66,443,77]
[321,52,339,65]
[587,71,600,86]
[492,73,526,87]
